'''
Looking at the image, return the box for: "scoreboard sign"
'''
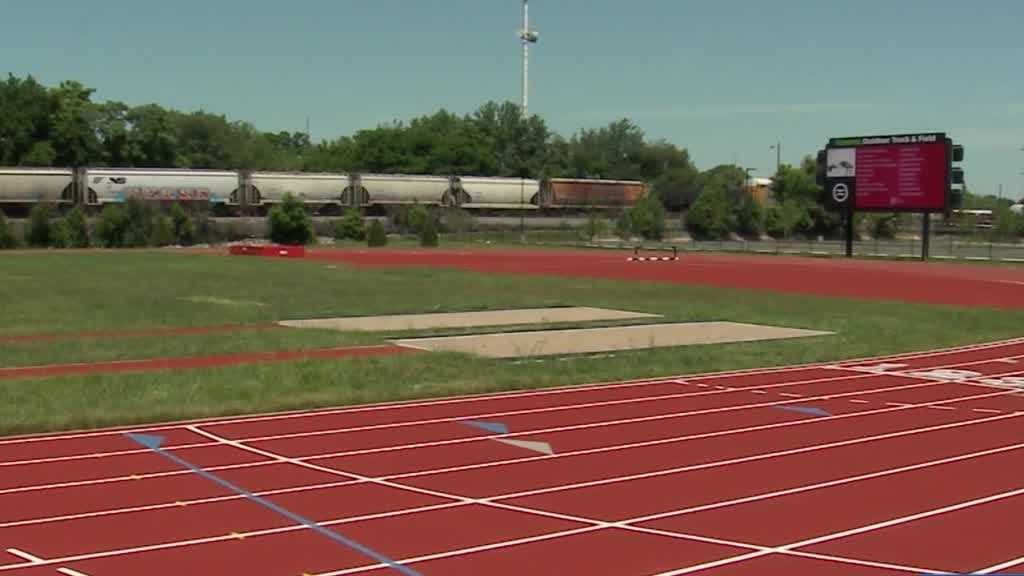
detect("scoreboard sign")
[824,133,952,212]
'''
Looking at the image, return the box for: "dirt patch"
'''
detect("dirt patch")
[278,307,659,332]
[392,322,832,358]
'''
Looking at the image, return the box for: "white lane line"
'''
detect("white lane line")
[974,408,1003,414]
[57,568,92,576]
[3,336,1021,449]
[479,411,1024,502]
[4,389,1011,529]
[0,371,882,469]
[926,405,956,411]
[751,390,767,394]
[4,548,43,563]
[2,383,1014,502]
[849,399,869,404]
[2,387,1007,528]
[779,393,803,398]
[886,402,914,407]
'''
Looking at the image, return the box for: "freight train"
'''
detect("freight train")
[0,167,647,216]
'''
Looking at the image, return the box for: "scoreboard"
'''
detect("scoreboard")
[822,133,955,213]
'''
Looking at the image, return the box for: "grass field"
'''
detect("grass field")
[1,249,1022,435]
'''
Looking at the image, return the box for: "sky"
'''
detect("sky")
[2,0,1022,198]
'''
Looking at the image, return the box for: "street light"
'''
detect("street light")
[769,141,781,174]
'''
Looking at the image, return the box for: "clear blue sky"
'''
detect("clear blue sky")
[3,0,1022,198]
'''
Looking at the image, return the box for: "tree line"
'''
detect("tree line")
[3,73,1012,243]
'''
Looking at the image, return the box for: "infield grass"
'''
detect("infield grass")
[1,249,1022,435]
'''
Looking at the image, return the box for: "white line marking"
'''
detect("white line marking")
[0,371,881,470]
[926,405,956,411]
[57,568,91,576]
[4,548,43,563]
[973,408,1003,414]
[779,393,803,398]
[3,336,1021,448]
[849,399,869,404]
[3,389,1012,529]
[885,402,914,407]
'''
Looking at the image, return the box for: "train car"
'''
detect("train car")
[0,168,75,213]
[84,168,240,207]
[454,176,541,209]
[540,178,646,208]
[248,172,348,214]
[350,174,453,207]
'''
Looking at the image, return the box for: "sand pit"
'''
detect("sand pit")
[391,322,832,358]
[278,307,659,332]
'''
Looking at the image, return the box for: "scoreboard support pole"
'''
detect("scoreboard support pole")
[921,213,931,261]
[844,208,854,258]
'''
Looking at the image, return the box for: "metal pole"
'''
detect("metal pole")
[520,177,525,242]
[521,0,529,117]
[921,212,930,261]
[845,208,854,258]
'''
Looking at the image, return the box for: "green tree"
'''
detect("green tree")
[150,215,175,246]
[95,204,129,247]
[419,214,439,247]
[64,206,90,247]
[0,210,18,248]
[685,187,734,240]
[267,194,314,245]
[366,219,387,246]
[50,81,102,166]
[333,208,366,241]
[733,195,764,238]
[0,74,54,165]
[26,203,55,247]
[170,203,196,245]
[627,193,667,240]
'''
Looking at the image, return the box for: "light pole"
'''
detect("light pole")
[769,141,781,174]
[519,1,539,118]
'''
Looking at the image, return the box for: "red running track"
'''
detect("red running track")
[305,247,1024,309]
[4,339,1024,574]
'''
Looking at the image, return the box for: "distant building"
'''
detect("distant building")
[746,177,775,205]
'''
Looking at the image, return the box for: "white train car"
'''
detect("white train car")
[0,168,75,210]
[248,172,347,212]
[455,176,541,209]
[85,168,240,207]
[354,174,453,206]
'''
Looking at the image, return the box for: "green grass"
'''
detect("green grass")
[1,249,1022,435]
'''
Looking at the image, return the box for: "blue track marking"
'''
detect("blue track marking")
[459,420,510,434]
[774,405,831,417]
[125,433,421,576]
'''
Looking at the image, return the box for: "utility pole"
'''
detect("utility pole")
[519,0,539,117]
[770,141,781,174]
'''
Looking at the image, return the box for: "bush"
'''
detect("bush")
[628,194,667,240]
[366,219,387,247]
[615,212,633,240]
[170,203,196,245]
[95,204,129,247]
[733,195,764,238]
[867,213,901,239]
[50,219,72,248]
[267,194,314,245]
[685,188,733,240]
[333,208,366,241]
[26,203,55,247]
[395,203,430,235]
[419,215,439,247]
[64,206,90,248]
[150,215,174,247]
[764,204,786,239]
[441,208,476,237]
[0,210,18,249]
[582,212,608,241]
[123,198,156,247]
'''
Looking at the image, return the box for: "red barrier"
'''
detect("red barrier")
[229,244,306,258]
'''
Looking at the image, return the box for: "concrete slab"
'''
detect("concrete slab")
[278,307,659,333]
[391,322,832,358]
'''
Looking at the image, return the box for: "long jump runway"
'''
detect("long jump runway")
[5,340,1024,574]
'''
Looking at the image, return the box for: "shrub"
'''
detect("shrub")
[366,219,387,247]
[615,212,633,240]
[733,195,764,238]
[64,206,90,248]
[582,212,608,241]
[95,204,129,247]
[629,194,667,240]
[685,188,733,240]
[122,198,156,247]
[419,215,439,247]
[26,203,55,247]
[441,208,475,237]
[50,219,72,248]
[867,213,901,239]
[0,210,18,249]
[193,211,220,244]
[764,204,786,239]
[170,203,196,245]
[267,193,314,245]
[395,203,430,235]
[333,208,365,241]
[150,215,175,247]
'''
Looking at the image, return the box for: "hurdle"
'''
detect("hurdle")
[627,246,678,262]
